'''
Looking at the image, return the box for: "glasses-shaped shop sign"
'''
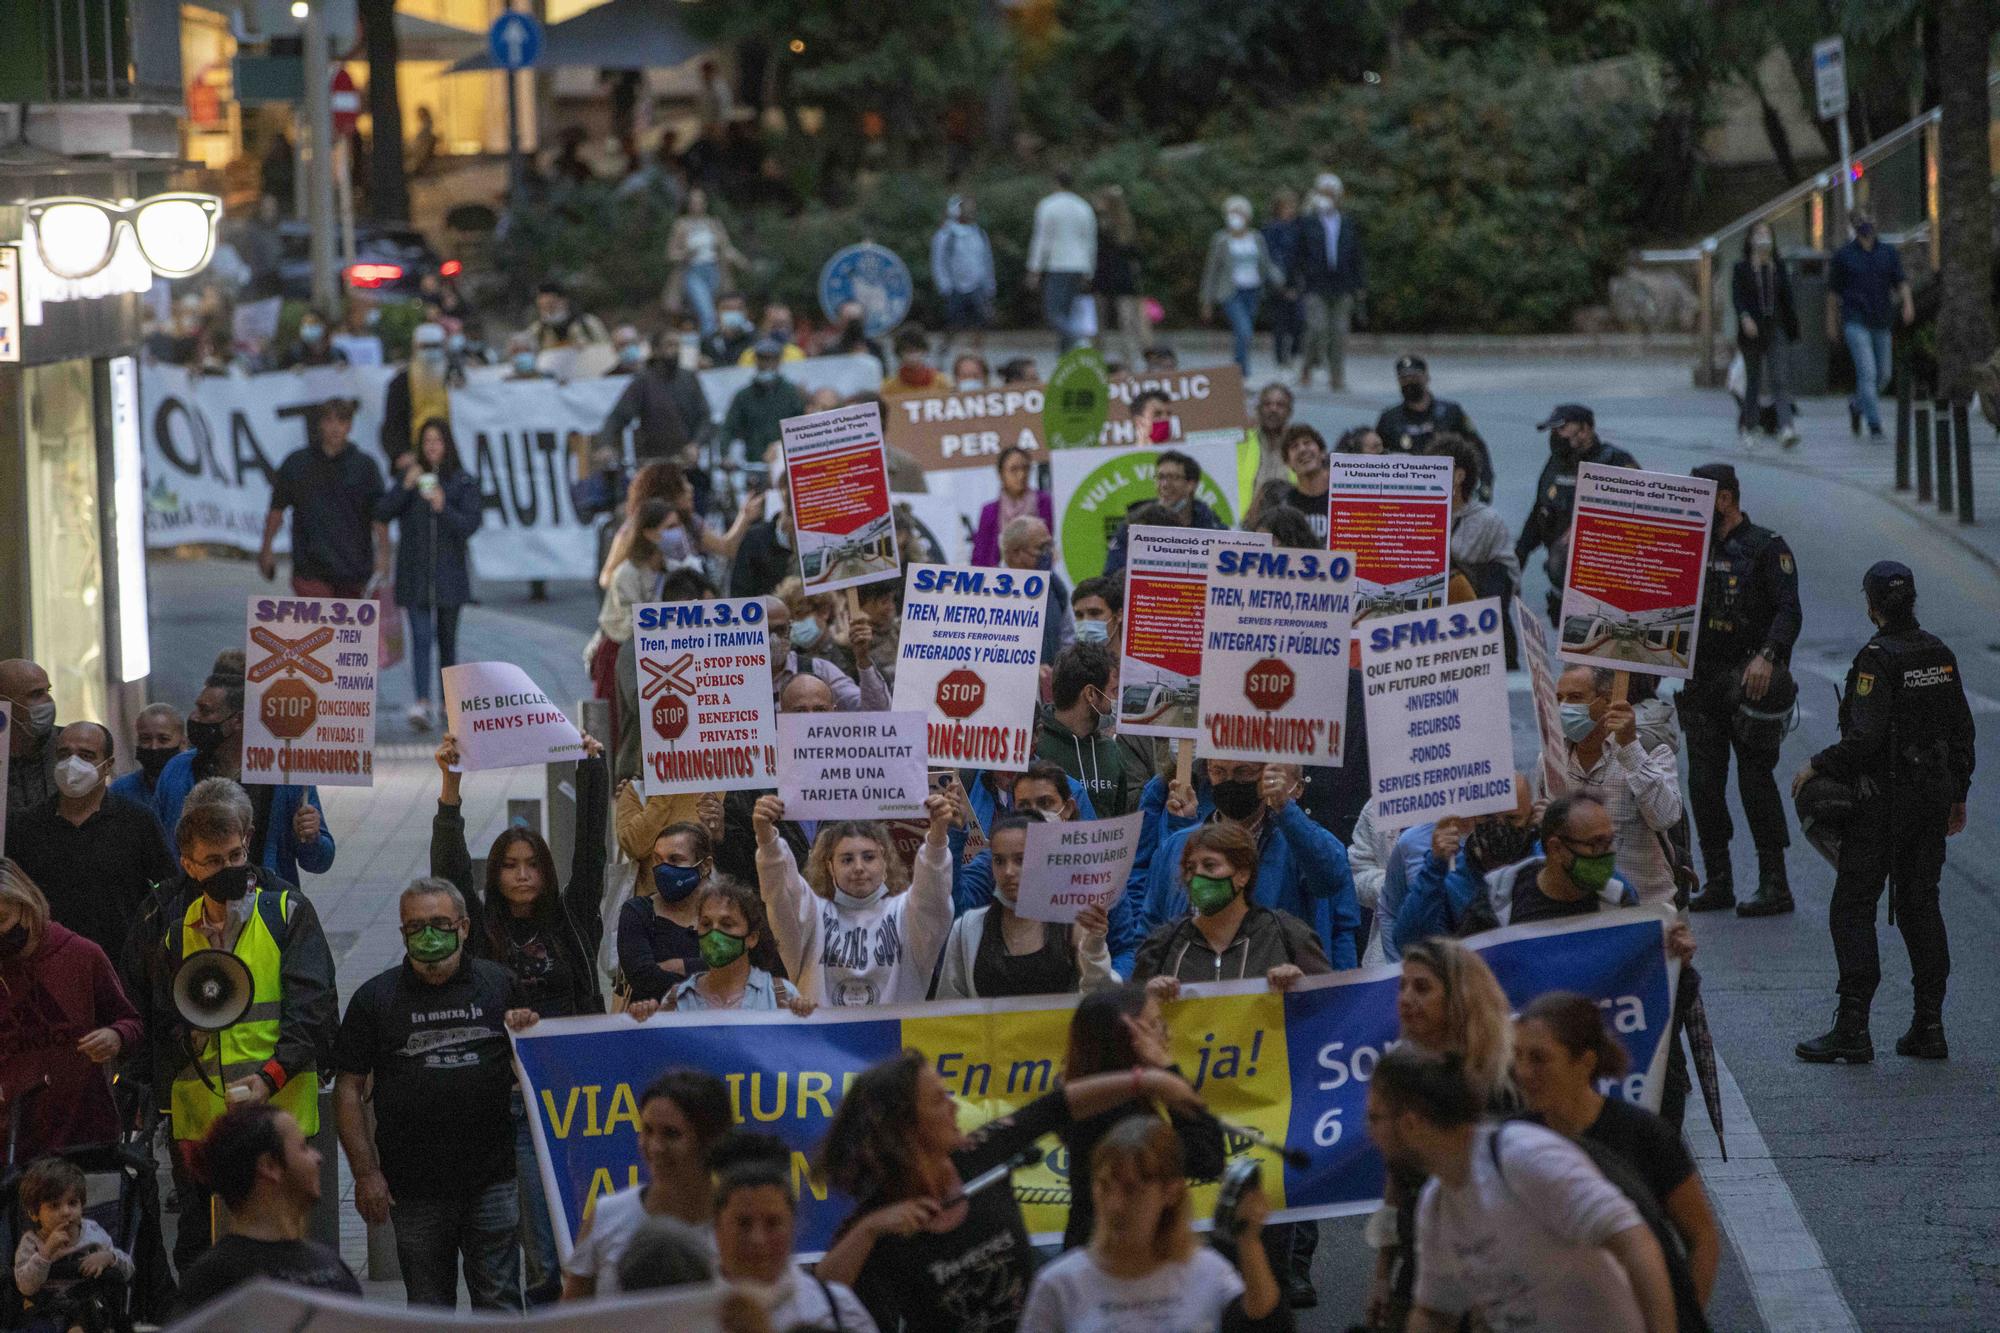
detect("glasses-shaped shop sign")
[25,193,221,281]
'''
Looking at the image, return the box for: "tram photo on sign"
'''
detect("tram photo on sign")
[1559,464,1717,679]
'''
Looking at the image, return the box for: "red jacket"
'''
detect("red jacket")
[0,923,143,1155]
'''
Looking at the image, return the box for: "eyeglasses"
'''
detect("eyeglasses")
[1557,834,1617,857]
[26,193,221,281]
[400,918,461,938]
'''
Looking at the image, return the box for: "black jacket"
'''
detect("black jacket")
[1731,257,1800,346]
[431,754,610,1015]
[596,359,713,462]
[1375,396,1492,499]
[374,469,482,608]
[717,787,810,887]
[1812,619,1976,807]
[1515,438,1640,566]
[1693,514,1801,681]
[1289,211,1366,298]
[1131,904,1331,985]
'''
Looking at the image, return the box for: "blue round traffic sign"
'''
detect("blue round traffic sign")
[818,243,913,339]
[488,11,543,70]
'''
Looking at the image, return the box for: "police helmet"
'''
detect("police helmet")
[1727,667,1798,751]
[1793,772,1859,870]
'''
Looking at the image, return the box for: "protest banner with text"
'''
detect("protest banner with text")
[1119,527,1272,741]
[1015,812,1144,924]
[441,662,589,771]
[782,403,901,595]
[1559,465,1717,680]
[1197,547,1357,765]
[633,598,776,798]
[1360,598,1518,829]
[516,911,1676,1257]
[1049,438,1243,589]
[892,564,1047,772]
[241,595,377,787]
[777,711,928,820]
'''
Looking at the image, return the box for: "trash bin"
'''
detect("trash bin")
[1785,249,1839,396]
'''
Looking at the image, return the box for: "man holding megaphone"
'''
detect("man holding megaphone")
[153,777,338,1275]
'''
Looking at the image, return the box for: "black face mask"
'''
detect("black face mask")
[136,745,180,780]
[1467,821,1537,871]
[186,719,227,754]
[0,925,28,961]
[1548,430,1568,456]
[199,864,255,903]
[1211,779,1261,821]
[1400,382,1426,406]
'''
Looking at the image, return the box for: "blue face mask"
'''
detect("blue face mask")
[513,352,537,375]
[791,617,823,650]
[1559,703,1599,743]
[654,862,703,902]
[1074,619,1110,644]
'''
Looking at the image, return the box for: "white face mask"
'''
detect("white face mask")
[54,755,103,799]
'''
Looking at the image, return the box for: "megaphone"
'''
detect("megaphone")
[173,949,254,1032]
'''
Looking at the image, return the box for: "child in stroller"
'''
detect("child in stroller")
[11,1158,131,1333]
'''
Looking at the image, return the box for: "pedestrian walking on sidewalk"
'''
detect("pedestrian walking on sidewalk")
[374,418,481,731]
[1827,211,1914,442]
[1200,196,1283,377]
[1731,221,1801,447]
[258,397,388,599]
[1290,173,1365,392]
[1026,171,1099,354]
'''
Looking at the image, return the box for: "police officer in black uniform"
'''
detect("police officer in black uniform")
[1794,561,1974,1064]
[1376,354,1493,499]
[1514,404,1640,622]
[1681,464,1802,916]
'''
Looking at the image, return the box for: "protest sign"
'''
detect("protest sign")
[1197,547,1357,764]
[516,911,1676,1256]
[1515,597,1568,796]
[633,598,777,798]
[1015,812,1144,923]
[176,1278,732,1330]
[781,403,900,595]
[886,365,1249,472]
[1049,437,1241,587]
[1559,465,1717,679]
[1360,597,1518,829]
[777,711,928,820]
[241,594,377,787]
[1119,527,1272,740]
[1044,346,1111,449]
[892,564,1047,772]
[441,662,588,771]
[1327,454,1454,627]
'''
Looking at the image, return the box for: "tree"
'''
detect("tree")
[358,0,409,222]
[1932,0,1993,403]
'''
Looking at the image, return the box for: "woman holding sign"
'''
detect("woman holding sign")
[751,792,954,1007]
[934,814,1118,1000]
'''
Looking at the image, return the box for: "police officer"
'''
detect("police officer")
[1793,562,1973,1064]
[1376,354,1493,498]
[1514,404,1639,622]
[1681,464,1802,916]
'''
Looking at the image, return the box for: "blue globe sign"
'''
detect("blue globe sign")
[818,243,913,339]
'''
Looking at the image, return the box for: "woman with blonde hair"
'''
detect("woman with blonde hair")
[1021,1115,1287,1331]
[750,791,953,1006]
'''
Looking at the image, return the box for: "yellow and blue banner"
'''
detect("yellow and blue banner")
[513,910,1675,1257]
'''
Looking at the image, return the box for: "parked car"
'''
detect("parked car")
[276,221,452,301]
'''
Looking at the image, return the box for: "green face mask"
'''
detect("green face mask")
[1186,873,1239,916]
[1566,849,1618,892]
[406,926,460,965]
[698,928,749,970]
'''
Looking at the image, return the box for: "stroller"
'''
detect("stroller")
[0,1079,172,1332]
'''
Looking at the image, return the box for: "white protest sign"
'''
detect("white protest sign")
[1514,597,1568,797]
[782,402,900,595]
[633,598,777,797]
[241,594,377,787]
[1119,526,1271,740]
[893,564,1047,773]
[1558,465,1717,681]
[1360,597,1517,829]
[441,662,589,771]
[1197,546,1357,764]
[777,711,928,820]
[1015,812,1144,924]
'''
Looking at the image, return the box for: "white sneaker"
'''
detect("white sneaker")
[1738,428,1757,450]
[407,702,433,731]
[1779,427,1800,449]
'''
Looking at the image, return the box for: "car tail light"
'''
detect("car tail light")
[346,261,404,287]
[440,259,462,278]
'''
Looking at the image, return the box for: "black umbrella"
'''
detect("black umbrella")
[448,0,711,72]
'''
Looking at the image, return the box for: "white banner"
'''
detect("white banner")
[1360,598,1517,830]
[1197,546,1356,764]
[171,1276,732,1331]
[633,598,776,797]
[1015,811,1143,923]
[241,594,377,787]
[441,661,589,772]
[777,710,928,820]
[892,564,1048,773]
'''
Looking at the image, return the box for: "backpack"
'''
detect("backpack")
[1487,1122,1711,1333]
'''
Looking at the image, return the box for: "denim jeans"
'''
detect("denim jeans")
[391,1178,523,1311]
[406,603,463,706]
[683,260,721,339]
[1844,320,1893,431]
[1223,285,1262,375]
[1041,270,1085,351]
[513,1088,560,1305]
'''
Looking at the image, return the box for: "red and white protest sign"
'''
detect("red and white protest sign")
[633,598,777,797]
[242,595,377,786]
[1197,547,1356,764]
[1558,465,1717,680]
[1328,455,1454,637]
[1118,526,1271,741]
[781,403,900,595]
[892,564,1046,772]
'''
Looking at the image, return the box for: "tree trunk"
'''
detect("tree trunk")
[1934,0,1994,402]
[358,0,409,223]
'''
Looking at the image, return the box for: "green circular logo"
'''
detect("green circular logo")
[1043,347,1110,450]
[1057,452,1239,586]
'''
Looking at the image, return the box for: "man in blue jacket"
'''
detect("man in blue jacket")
[1388,779,1537,956]
[1117,758,1358,974]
